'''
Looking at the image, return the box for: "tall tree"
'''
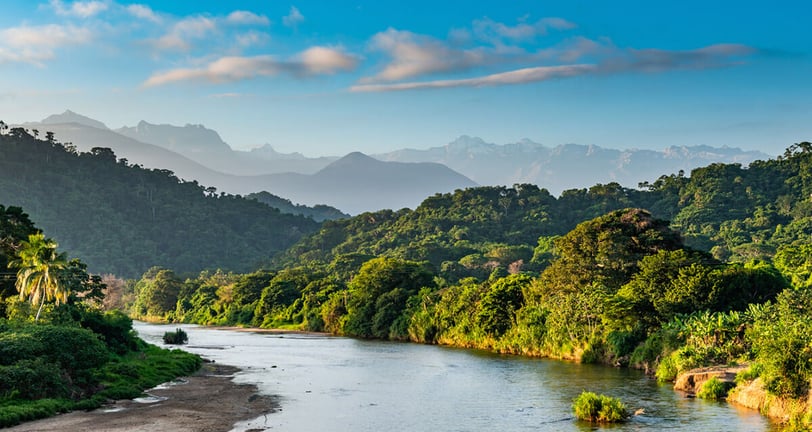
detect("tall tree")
[8,233,69,321]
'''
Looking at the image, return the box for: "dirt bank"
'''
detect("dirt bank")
[6,363,278,432]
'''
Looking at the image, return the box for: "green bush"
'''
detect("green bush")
[697,377,732,400]
[735,363,763,385]
[655,355,678,382]
[748,289,812,398]
[0,358,67,400]
[0,325,109,395]
[163,328,188,345]
[572,391,629,423]
[78,309,139,354]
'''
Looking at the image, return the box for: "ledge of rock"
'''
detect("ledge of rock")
[727,377,811,424]
[673,365,747,395]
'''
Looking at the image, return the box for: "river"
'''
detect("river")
[134,322,777,432]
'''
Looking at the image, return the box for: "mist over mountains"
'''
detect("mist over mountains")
[20,111,771,214]
[375,135,770,195]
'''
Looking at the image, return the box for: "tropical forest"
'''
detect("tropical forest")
[1,126,811,429]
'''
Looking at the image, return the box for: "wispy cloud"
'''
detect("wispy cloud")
[353,42,757,92]
[351,64,594,92]
[235,30,270,48]
[618,44,756,72]
[0,24,92,65]
[363,17,577,84]
[364,28,493,82]
[283,6,304,28]
[143,47,358,87]
[148,10,272,53]
[150,15,217,52]
[49,0,109,18]
[126,4,161,23]
[358,14,759,93]
[226,10,270,26]
[472,17,576,43]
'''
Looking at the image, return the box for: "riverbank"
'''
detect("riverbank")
[5,363,278,432]
[674,365,811,428]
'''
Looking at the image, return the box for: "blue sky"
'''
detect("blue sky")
[0,1,809,156]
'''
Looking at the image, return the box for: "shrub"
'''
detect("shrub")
[735,363,763,385]
[0,358,67,400]
[163,328,188,345]
[78,309,139,354]
[655,355,678,382]
[572,391,629,423]
[748,289,812,398]
[697,377,732,400]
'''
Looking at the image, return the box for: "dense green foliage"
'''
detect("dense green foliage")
[0,311,201,428]
[0,128,319,277]
[0,204,201,427]
[129,150,812,418]
[6,133,812,427]
[0,205,39,317]
[572,391,629,423]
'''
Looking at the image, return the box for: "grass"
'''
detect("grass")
[697,377,733,400]
[0,340,201,428]
[572,391,630,423]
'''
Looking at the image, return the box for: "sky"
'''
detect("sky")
[0,1,809,156]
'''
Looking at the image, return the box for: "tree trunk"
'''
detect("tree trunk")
[35,302,45,322]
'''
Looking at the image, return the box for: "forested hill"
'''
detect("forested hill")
[0,127,319,277]
[277,142,812,280]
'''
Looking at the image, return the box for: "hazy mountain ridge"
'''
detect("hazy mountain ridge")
[37,110,109,130]
[375,136,770,194]
[249,152,477,214]
[18,111,771,214]
[114,120,335,175]
[18,113,476,214]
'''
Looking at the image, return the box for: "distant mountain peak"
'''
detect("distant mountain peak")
[248,143,308,161]
[116,120,232,154]
[41,110,108,130]
[342,151,375,161]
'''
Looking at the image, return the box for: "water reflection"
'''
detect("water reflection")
[135,322,778,432]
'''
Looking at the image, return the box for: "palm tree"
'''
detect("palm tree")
[8,233,69,321]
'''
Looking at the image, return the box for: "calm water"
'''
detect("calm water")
[134,322,777,432]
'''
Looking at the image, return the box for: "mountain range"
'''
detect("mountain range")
[374,135,769,195]
[22,111,474,214]
[21,110,771,214]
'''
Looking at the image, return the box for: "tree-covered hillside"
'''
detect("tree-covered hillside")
[88,141,812,427]
[277,142,812,282]
[0,127,319,278]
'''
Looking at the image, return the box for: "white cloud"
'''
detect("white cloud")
[49,0,109,18]
[364,19,578,83]
[236,30,270,48]
[143,47,358,87]
[0,24,92,65]
[351,64,594,92]
[151,16,217,52]
[283,6,304,28]
[298,46,358,74]
[126,4,161,23]
[352,42,758,92]
[472,17,575,43]
[365,28,491,82]
[226,10,270,26]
